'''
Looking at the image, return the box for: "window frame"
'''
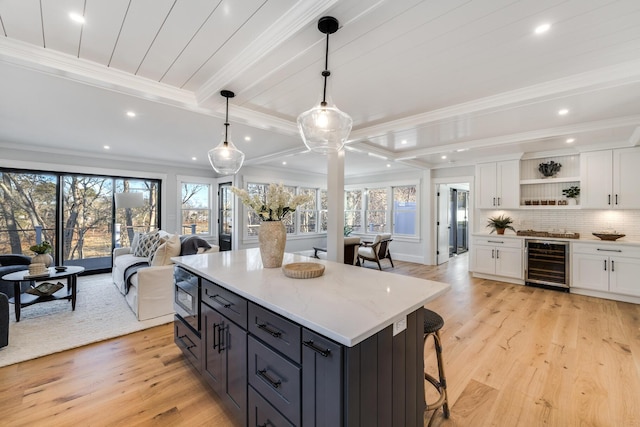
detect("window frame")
[177,175,217,238]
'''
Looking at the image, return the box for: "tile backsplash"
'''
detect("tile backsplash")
[478,209,640,241]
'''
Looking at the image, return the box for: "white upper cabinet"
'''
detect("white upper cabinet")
[476,160,519,209]
[581,147,640,209]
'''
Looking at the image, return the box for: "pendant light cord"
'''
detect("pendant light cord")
[321,32,330,106]
[224,96,230,146]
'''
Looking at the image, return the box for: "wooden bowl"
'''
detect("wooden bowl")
[592,233,625,241]
[282,262,325,279]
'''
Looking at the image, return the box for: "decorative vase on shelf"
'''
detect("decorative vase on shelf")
[31,253,53,267]
[258,221,286,268]
[567,198,577,206]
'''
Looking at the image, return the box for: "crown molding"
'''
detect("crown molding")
[195,0,340,104]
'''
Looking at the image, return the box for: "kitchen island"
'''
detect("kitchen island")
[172,249,450,427]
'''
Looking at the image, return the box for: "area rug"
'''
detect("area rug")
[0,273,174,367]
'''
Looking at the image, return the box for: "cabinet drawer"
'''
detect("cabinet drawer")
[473,236,522,249]
[572,242,640,258]
[249,303,301,363]
[202,279,247,329]
[174,315,201,371]
[248,386,295,427]
[248,336,301,426]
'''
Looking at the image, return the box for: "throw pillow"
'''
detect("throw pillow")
[133,231,161,258]
[151,234,181,266]
[130,232,141,253]
[179,235,212,256]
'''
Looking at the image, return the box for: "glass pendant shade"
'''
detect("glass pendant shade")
[208,139,245,175]
[298,16,352,154]
[297,99,353,154]
[208,90,244,175]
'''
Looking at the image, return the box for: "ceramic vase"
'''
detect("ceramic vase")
[31,253,53,267]
[258,221,286,268]
[567,198,577,205]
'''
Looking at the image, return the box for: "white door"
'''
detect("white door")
[476,162,497,209]
[572,253,609,291]
[609,256,640,297]
[495,246,524,279]
[580,150,613,209]
[496,160,520,209]
[436,184,450,265]
[613,147,640,209]
[473,245,496,275]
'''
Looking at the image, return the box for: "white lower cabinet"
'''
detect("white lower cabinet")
[473,237,523,280]
[572,243,640,298]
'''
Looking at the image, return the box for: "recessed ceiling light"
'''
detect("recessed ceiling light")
[558,108,569,116]
[386,164,391,168]
[69,12,85,24]
[244,136,251,141]
[282,161,287,165]
[103,145,110,150]
[441,155,447,159]
[126,111,136,118]
[566,138,575,143]
[191,157,197,161]
[534,23,551,34]
[401,140,407,145]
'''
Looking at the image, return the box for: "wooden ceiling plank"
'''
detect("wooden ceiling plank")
[107,0,176,75]
[0,0,44,47]
[41,0,84,55]
[80,0,131,67]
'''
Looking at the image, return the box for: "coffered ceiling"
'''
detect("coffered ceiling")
[1,0,639,177]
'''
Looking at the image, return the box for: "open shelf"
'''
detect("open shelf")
[520,176,580,185]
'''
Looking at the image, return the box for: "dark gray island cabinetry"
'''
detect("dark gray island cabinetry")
[172,249,449,427]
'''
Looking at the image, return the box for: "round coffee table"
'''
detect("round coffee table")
[1,266,85,322]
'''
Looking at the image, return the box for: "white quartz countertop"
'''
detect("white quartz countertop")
[172,248,450,347]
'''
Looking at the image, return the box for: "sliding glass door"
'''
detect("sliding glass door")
[0,168,160,273]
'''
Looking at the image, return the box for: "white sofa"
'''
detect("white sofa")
[112,232,219,320]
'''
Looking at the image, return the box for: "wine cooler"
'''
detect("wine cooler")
[525,240,570,289]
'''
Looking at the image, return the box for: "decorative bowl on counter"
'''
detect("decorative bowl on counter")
[592,232,625,241]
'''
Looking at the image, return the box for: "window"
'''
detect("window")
[241,182,322,238]
[298,187,318,233]
[392,185,417,235]
[0,168,160,273]
[344,189,362,233]
[319,189,328,232]
[345,182,419,238]
[366,188,388,233]
[180,182,212,235]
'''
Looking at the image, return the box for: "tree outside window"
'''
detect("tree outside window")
[366,188,387,233]
[344,190,362,233]
[298,188,318,233]
[319,190,328,232]
[181,183,210,235]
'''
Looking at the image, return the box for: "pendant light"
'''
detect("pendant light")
[208,90,245,175]
[297,16,353,154]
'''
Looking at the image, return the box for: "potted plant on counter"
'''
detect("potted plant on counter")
[486,215,516,235]
[562,186,580,205]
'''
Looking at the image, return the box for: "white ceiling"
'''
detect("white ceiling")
[1,0,639,177]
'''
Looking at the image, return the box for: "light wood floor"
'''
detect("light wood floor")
[1,254,639,426]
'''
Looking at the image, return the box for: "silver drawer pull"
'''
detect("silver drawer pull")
[209,293,232,308]
[303,340,331,357]
[487,240,504,244]
[257,323,282,338]
[596,248,622,253]
[257,369,282,389]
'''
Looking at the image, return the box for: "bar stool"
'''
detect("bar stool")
[423,308,450,425]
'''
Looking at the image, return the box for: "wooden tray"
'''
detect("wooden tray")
[282,262,325,279]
